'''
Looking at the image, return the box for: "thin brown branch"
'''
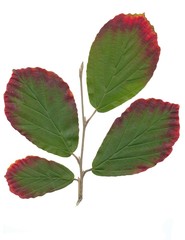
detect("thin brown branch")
[83,168,92,177]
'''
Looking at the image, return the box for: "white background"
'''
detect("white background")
[0,0,184,239]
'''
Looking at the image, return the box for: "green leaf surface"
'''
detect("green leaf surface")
[5,156,74,198]
[92,99,180,176]
[87,14,160,112]
[4,68,79,157]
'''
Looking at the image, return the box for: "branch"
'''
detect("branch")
[73,153,80,165]
[83,168,92,177]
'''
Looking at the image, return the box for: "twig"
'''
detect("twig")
[76,62,95,205]
[73,153,80,165]
[83,168,92,177]
[86,110,96,126]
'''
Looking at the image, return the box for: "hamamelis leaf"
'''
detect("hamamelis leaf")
[4,68,79,157]
[87,14,160,112]
[92,99,180,176]
[5,156,74,198]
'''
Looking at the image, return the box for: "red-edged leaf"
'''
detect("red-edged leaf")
[87,14,160,112]
[4,68,79,157]
[5,156,74,198]
[92,99,180,176]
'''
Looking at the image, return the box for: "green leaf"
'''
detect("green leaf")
[87,14,160,112]
[5,156,74,198]
[92,99,180,176]
[4,67,79,157]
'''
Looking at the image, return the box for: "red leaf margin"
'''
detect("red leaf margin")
[4,67,78,131]
[5,156,74,198]
[97,13,160,76]
[113,98,180,174]
[4,67,79,157]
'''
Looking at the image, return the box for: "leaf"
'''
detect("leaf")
[92,99,180,176]
[5,156,74,198]
[87,14,160,112]
[4,68,79,157]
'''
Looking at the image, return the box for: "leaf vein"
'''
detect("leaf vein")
[21,80,71,151]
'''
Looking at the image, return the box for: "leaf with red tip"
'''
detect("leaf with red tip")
[4,68,79,157]
[92,99,180,176]
[87,14,160,112]
[5,156,74,198]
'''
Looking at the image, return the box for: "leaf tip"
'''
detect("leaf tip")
[5,156,35,199]
[112,13,160,70]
